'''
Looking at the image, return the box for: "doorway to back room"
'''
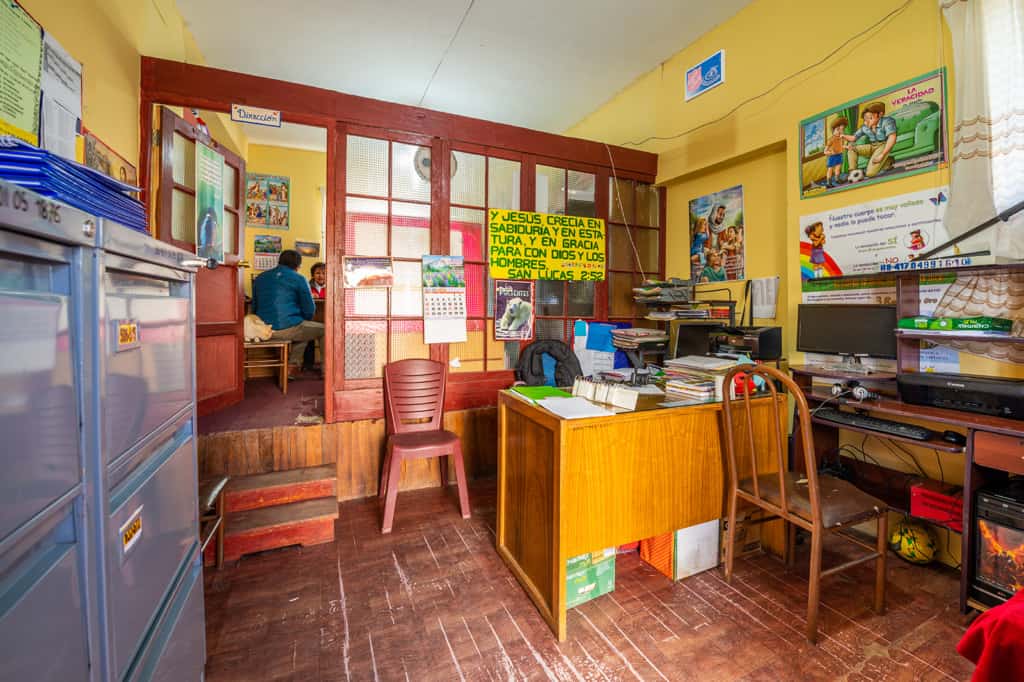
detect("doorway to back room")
[147,104,329,433]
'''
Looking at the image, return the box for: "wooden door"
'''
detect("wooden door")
[154,106,246,416]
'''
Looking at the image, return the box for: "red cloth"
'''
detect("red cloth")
[310,283,326,299]
[957,590,1024,681]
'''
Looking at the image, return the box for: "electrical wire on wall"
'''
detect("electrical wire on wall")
[603,142,647,282]
[619,0,915,148]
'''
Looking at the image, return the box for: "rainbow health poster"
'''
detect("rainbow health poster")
[798,186,951,284]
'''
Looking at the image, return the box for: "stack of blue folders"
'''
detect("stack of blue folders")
[0,136,147,233]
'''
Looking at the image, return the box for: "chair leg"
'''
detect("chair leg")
[439,454,449,489]
[379,445,393,500]
[451,441,471,520]
[786,521,797,569]
[281,345,288,396]
[215,492,225,570]
[806,528,823,644]
[724,489,738,583]
[875,512,888,615]
[381,451,404,534]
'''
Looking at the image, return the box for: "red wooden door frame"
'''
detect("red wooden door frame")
[138,57,659,423]
[154,106,247,416]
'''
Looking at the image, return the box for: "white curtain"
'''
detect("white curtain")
[942,0,1024,258]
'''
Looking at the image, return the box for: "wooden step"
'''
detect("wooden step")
[224,464,337,513]
[206,497,338,565]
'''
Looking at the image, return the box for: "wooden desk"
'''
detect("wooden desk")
[313,298,325,323]
[790,365,1024,613]
[496,391,787,640]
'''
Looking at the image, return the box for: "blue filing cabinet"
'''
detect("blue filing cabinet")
[0,180,205,682]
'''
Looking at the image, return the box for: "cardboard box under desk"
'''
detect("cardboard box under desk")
[639,520,720,581]
[566,549,616,609]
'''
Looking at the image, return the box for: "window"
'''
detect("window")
[607,178,663,326]
[533,165,598,341]
[339,132,664,394]
[450,151,522,372]
[343,135,432,380]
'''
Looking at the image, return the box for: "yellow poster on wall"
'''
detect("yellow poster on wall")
[0,1,43,145]
[487,209,605,281]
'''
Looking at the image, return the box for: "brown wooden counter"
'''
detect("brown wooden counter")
[496,390,787,640]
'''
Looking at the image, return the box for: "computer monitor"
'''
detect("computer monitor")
[796,304,897,359]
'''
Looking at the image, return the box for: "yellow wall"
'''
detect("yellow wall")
[566,0,973,566]
[568,0,955,342]
[244,144,327,295]
[18,0,247,170]
[667,144,789,338]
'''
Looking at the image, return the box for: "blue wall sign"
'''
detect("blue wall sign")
[685,50,725,101]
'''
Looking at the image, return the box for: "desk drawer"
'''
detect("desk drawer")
[974,431,1024,475]
[107,424,197,679]
[0,541,89,681]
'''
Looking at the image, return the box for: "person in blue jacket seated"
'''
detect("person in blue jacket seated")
[252,249,323,378]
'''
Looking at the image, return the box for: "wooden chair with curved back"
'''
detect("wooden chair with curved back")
[379,359,471,534]
[721,364,888,644]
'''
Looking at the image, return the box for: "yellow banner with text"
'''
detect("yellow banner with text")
[487,209,605,281]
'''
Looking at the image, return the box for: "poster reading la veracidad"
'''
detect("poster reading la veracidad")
[799,69,947,199]
[689,185,744,283]
[488,209,605,281]
[195,141,225,262]
[799,186,951,284]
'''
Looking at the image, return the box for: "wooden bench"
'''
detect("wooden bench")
[244,340,290,395]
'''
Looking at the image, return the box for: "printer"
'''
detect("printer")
[710,326,782,361]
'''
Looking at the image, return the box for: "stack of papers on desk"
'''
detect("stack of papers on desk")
[0,136,147,232]
[536,397,615,419]
[663,355,736,401]
[510,386,572,403]
[665,355,736,372]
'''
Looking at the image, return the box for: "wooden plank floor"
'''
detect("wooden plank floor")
[203,483,976,681]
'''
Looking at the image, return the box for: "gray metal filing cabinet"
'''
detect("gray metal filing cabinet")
[0,180,205,682]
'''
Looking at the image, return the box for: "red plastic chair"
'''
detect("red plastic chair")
[379,359,471,533]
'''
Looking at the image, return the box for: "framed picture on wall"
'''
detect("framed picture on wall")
[294,240,320,257]
[799,69,947,199]
[689,185,744,283]
[246,173,290,229]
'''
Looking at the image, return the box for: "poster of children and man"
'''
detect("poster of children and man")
[689,184,745,283]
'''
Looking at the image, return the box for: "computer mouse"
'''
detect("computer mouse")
[942,430,967,446]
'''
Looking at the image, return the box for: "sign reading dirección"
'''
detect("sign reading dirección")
[488,209,605,281]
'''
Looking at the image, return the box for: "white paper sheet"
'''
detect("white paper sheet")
[751,276,780,320]
[39,32,81,160]
[536,397,615,420]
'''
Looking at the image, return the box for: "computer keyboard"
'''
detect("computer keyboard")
[813,407,933,441]
[806,363,875,375]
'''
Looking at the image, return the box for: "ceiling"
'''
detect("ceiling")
[175,0,750,134]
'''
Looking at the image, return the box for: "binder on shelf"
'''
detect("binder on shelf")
[0,136,147,232]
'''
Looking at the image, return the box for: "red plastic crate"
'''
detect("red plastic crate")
[909,480,963,532]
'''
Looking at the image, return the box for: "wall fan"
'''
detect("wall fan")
[413,147,458,182]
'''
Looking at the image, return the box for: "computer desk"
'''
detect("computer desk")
[790,365,1024,614]
[496,389,787,640]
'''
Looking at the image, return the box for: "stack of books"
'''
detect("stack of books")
[675,308,711,319]
[0,136,147,233]
[610,327,669,350]
[709,306,733,320]
[662,355,738,401]
[633,279,693,306]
